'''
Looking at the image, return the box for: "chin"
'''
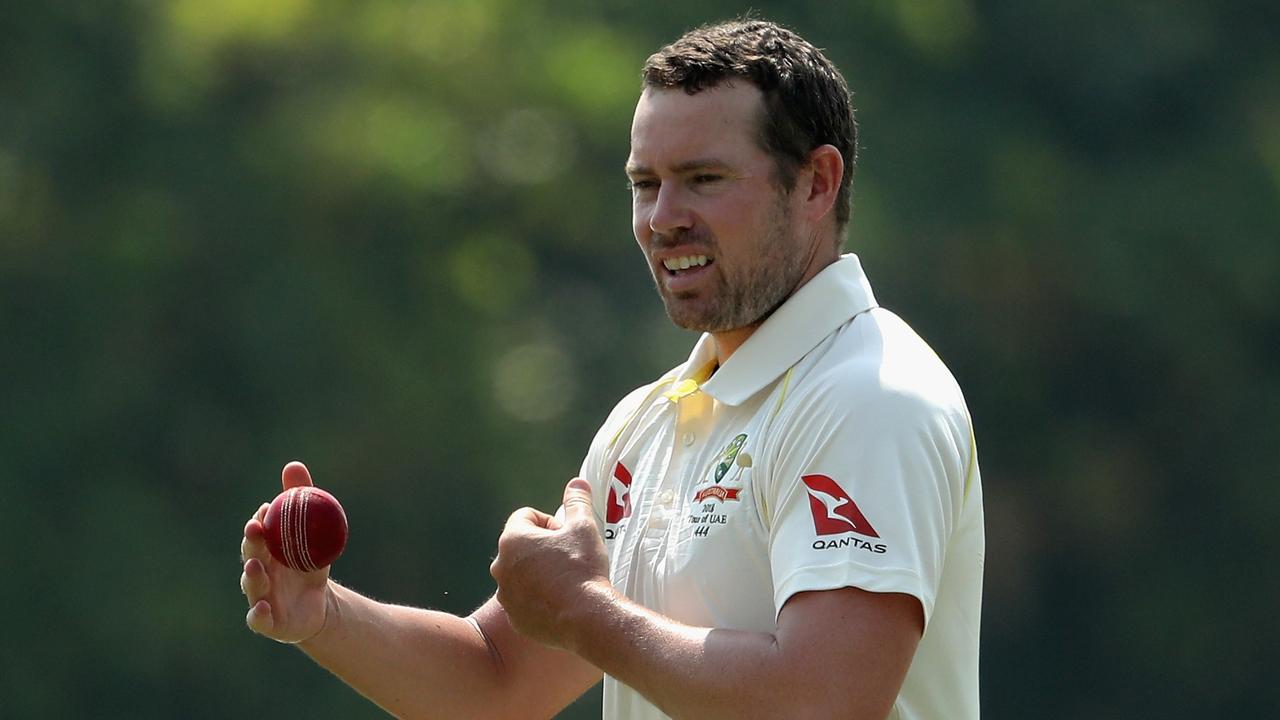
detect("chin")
[662,304,713,333]
[664,306,736,334]
[665,311,705,332]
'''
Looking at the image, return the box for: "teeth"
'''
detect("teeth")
[663,255,709,271]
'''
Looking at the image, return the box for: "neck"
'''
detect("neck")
[711,324,761,365]
[711,250,841,364]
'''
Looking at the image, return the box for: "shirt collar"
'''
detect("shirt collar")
[680,253,878,406]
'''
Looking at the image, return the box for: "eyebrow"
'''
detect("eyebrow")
[625,158,729,177]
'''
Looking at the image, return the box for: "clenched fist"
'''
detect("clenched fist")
[489,478,612,649]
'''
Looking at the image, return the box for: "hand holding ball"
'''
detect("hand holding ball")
[263,486,349,572]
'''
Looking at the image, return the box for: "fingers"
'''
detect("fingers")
[561,477,594,522]
[241,555,275,637]
[502,482,593,536]
[242,558,270,602]
[281,461,313,490]
[241,506,270,564]
[545,509,564,531]
[241,503,272,629]
[506,506,555,530]
[496,507,552,567]
[242,491,284,639]
[246,598,275,636]
[242,557,282,638]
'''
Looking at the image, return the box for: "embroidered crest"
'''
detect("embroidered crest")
[713,433,748,483]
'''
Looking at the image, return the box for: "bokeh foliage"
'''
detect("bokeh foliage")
[2,1,1276,717]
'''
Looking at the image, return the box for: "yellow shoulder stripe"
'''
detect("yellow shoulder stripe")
[769,367,796,421]
[607,375,676,451]
[963,422,977,504]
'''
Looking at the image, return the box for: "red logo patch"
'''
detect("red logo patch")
[693,486,741,503]
[802,474,879,537]
[606,462,633,524]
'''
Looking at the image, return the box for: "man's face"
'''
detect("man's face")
[626,83,812,334]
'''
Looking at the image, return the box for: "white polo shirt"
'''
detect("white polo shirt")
[579,254,983,720]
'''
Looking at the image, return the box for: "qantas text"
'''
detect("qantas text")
[812,536,887,554]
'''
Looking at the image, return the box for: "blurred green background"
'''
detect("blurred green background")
[2,0,1277,717]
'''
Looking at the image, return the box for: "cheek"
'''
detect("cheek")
[632,203,653,243]
[704,201,759,249]
[632,224,648,254]
[629,207,660,249]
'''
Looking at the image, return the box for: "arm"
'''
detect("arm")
[241,463,600,720]
[296,590,599,720]
[492,479,922,720]
[567,584,921,720]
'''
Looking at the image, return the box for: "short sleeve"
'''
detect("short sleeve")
[763,375,970,626]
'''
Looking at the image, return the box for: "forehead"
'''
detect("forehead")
[628,83,767,170]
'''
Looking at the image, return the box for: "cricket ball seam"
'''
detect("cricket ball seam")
[282,489,296,570]
[286,488,306,572]
[298,488,315,572]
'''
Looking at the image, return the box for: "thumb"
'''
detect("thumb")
[562,477,595,524]
[281,461,314,490]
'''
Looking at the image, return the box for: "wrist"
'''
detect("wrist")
[561,579,619,656]
[296,580,338,648]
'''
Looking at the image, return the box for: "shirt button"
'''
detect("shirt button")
[648,511,669,530]
[659,490,674,505]
[681,432,695,446]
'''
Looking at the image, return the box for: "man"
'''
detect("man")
[241,19,983,720]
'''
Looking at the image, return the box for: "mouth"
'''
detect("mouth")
[657,253,714,292]
[662,254,711,274]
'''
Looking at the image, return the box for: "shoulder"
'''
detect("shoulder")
[584,366,680,456]
[758,308,977,523]
[601,372,676,432]
[578,365,683,515]
[780,308,972,440]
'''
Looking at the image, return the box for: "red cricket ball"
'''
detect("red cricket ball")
[262,486,349,572]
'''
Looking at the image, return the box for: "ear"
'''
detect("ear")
[799,144,844,226]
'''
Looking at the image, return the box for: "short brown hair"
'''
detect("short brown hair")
[642,19,858,230]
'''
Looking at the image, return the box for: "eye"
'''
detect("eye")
[692,173,723,184]
[628,178,658,192]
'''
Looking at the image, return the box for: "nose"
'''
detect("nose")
[646,183,694,237]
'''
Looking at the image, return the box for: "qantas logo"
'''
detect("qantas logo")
[802,474,879,537]
[606,462,633,524]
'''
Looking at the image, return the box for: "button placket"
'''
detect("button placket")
[643,390,707,551]
[670,390,716,542]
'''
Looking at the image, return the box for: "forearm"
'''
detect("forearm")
[295,582,514,719]
[565,585,785,720]
[298,581,607,720]
[566,584,900,720]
